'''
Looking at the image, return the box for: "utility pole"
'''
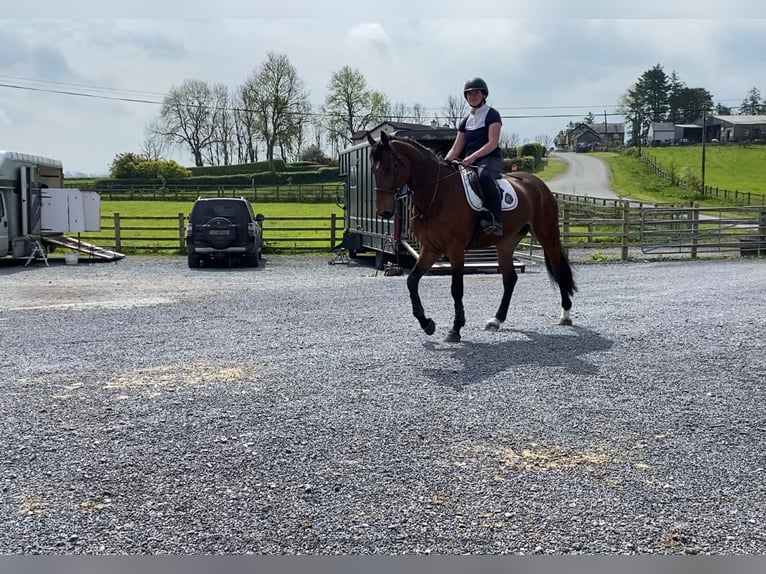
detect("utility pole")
[701,110,707,192]
[604,110,608,150]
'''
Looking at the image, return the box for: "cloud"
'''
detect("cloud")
[1,14,765,173]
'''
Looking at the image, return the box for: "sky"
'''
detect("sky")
[2,1,766,175]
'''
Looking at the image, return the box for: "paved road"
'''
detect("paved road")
[547,152,620,200]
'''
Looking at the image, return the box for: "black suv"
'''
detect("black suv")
[185,197,264,268]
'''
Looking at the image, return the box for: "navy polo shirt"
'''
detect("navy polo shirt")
[458,104,502,160]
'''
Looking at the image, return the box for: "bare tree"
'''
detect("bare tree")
[389,102,411,122]
[535,134,553,148]
[241,52,311,171]
[442,94,467,128]
[411,103,428,124]
[203,84,235,166]
[141,121,168,160]
[154,79,219,167]
[232,87,260,163]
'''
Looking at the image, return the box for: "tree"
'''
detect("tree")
[203,84,236,166]
[584,112,595,124]
[324,65,391,151]
[676,87,713,123]
[740,87,763,115]
[299,144,329,164]
[154,79,219,167]
[241,52,311,171]
[640,64,671,122]
[618,84,648,148]
[667,70,686,123]
[715,102,732,115]
[141,122,168,160]
[442,94,467,128]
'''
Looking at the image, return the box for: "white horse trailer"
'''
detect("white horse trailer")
[0,150,123,263]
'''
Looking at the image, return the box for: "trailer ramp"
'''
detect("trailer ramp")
[43,235,125,261]
[400,240,527,274]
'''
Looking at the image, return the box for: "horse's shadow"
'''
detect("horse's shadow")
[421,326,613,390]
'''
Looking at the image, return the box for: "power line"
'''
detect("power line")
[0,77,753,121]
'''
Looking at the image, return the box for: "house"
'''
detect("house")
[591,122,625,150]
[560,122,624,151]
[706,115,766,142]
[647,122,675,146]
[562,123,602,152]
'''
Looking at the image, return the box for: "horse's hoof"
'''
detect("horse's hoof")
[424,319,436,336]
[484,318,501,331]
[445,331,461,343]
[558,318,573,326]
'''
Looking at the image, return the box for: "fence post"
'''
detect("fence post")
[178,213,186,254]
[621,201,630,261]
[689,203,699,260]
[113,213,122,252]
[330,213,337,249]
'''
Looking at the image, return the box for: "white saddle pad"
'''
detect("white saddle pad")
[459,166,518,212]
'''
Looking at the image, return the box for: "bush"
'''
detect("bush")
[109,153,190,180]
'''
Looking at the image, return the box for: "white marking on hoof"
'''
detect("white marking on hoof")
[485,317,502,331]
[558,309,572,326]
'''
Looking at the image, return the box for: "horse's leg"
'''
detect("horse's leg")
[485,241,519,331]
[407,250,441,336]
[445,254,466,343]
[532,220,577,326]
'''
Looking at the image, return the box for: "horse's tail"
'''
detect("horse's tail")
[544,249,577,297]
[523,173,577,297]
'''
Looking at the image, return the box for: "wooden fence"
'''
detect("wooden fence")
[73,197,766,260]
[77,184,344,203]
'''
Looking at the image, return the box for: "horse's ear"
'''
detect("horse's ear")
[380,131,390,146]
[366,131,376,146]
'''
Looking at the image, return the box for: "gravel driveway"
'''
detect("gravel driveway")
[1,254,765,554]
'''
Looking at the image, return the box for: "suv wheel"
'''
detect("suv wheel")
[188,253,201,268]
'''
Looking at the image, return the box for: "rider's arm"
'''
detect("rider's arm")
[444,132,466,162]
[464,122,501,165]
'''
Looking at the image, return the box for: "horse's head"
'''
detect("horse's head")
[367,130,411,219]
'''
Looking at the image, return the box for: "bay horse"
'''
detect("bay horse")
[367,130,576,343]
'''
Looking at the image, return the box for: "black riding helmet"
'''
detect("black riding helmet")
[463,77,489,97]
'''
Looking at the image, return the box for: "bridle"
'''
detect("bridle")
[373,141,449,218]
[373,145,409,199]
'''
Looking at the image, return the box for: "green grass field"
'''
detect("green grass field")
[593,146,766,206]
[642,144,766,194]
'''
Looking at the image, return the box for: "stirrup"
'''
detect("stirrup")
[480,218,503,236]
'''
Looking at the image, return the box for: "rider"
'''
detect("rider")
[444,77,504,236]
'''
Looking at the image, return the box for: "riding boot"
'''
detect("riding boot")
[480,184,503,236]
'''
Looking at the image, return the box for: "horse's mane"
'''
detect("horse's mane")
[374,134,450,167]
[392,136,450,165]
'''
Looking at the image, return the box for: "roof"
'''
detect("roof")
[352,121,444,139]
[676,124,702,128]
[0,150,62,168]
[712,115,766,125]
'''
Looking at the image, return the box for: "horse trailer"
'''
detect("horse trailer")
[337,128,524,272]
[0,150,123,264]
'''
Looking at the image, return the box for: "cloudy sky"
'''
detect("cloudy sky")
[2,0,766,174]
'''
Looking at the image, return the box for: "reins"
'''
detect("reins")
[384,140,459,219]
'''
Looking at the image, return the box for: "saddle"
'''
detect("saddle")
[456,165,518,212]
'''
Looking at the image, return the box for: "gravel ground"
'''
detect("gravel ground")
[1,252,765,555]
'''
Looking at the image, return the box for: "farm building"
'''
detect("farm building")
[707,115,766,143]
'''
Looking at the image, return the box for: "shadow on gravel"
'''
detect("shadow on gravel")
[422,326,613,390]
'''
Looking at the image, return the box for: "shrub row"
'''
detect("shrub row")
[90,167,342,189]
